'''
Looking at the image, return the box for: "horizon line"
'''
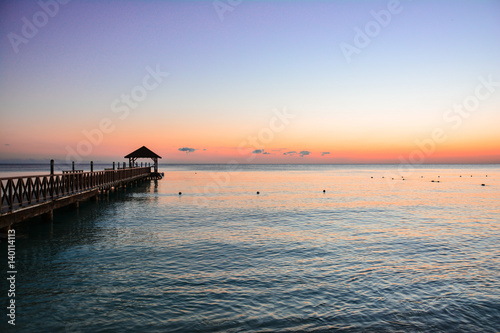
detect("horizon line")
[1,161,499,166]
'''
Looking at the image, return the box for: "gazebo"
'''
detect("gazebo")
[124,146,162,173]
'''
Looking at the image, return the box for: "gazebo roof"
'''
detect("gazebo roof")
[124,146,162,159]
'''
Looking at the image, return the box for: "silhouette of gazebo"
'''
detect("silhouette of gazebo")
[124,146,161,173]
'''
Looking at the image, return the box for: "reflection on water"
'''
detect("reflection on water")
[1,165,499,332]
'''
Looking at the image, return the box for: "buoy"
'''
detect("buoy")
[178,192,182,195]
[257,191,260,195]
[371,177,373,178]
[432,180,435,182]
[481,184,485,186]
[323,190,326,193]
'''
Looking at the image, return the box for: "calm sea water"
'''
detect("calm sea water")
[1,164,499,332]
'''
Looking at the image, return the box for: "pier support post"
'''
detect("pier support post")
[113,162,115,170]
[71,201,79,209]
[153,157,158,173]
[42,210,53,223]
[91,161,94,172]
[72,161,75,172]
[50,159,54,175]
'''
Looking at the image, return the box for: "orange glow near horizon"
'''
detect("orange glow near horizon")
[1,135,498,164]
[1,114,499,164]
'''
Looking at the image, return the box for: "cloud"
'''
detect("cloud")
[252,150,271,155]
[299,151,310,157]
[283,150,310,157]
[178,147,196,153]
[321,152,330,156]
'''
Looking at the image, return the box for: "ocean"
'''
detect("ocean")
[1,164,499,332]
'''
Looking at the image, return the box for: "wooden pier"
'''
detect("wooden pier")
[0,146,163,229]
[0,166,154,228]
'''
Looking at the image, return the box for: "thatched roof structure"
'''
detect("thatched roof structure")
[124,146,161,159]
[125,146,161,172]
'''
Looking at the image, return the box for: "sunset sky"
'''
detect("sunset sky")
[1,0,499,164]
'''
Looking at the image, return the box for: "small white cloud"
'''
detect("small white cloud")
[299,151,310,157]
[178,147,196,153]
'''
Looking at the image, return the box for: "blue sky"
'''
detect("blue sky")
[1,0,499,163]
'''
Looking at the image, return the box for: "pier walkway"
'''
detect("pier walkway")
[0,166,152,228]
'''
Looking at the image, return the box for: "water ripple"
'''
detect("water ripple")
[1,165,499,332]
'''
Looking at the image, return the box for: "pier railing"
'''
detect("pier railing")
[0,166,151,213]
